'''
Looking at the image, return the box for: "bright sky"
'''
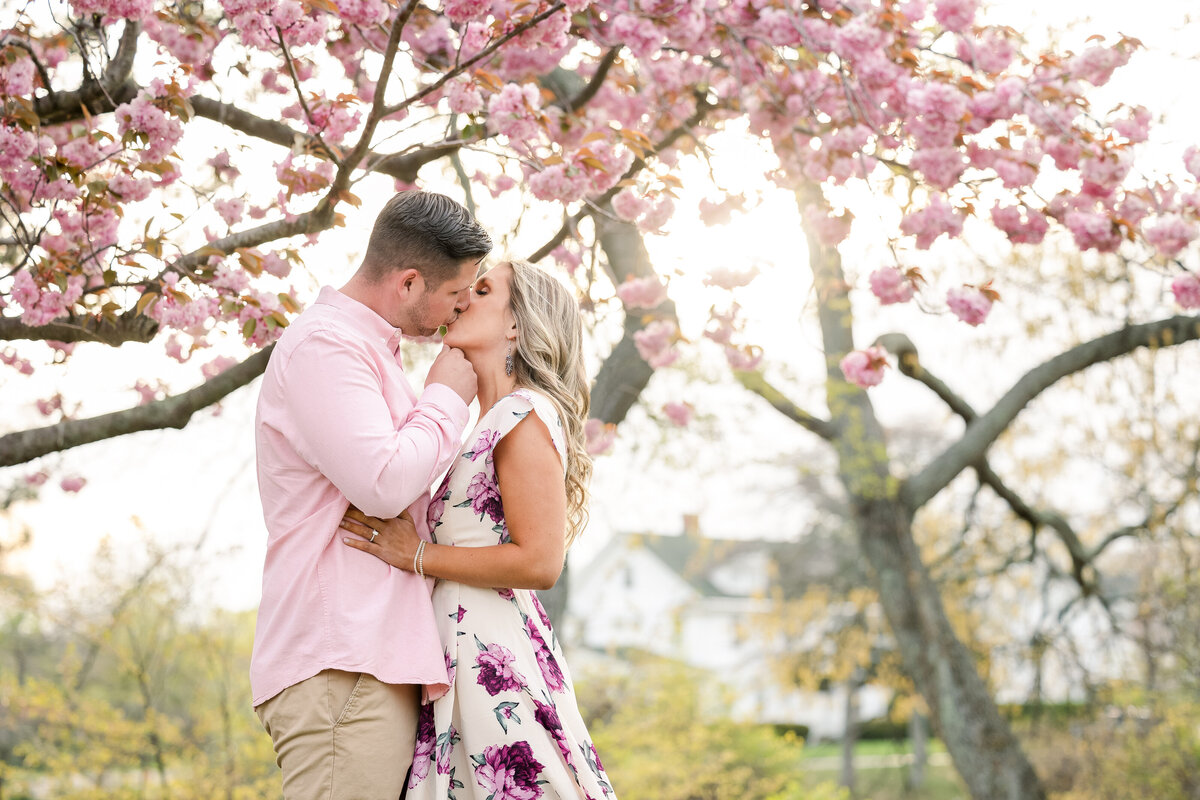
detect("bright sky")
[3,3,1199,612]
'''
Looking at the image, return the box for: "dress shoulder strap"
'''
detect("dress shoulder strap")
[488,388,568,474]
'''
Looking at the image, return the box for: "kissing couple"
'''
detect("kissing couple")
[251,190,616,800]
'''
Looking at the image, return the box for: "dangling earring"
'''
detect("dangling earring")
[504,342,514,377]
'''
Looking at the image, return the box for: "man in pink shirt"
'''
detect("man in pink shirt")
[252,191,491,799]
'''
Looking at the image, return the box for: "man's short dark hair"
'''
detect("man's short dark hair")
[361,191,492,287]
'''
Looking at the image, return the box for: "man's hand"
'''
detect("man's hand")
[426,345,477,405]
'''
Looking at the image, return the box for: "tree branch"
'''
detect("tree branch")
[529,98,714,263]
[901,315,1200,511]
[586,206,676,424]
[558,48,620,113]
[0,346,272,467]
[381,3,567,119]
[189,95,306,150]
[882,329,1190,595]
[32,21,140,125]
[0,309,157,346]
[734,370,837,440]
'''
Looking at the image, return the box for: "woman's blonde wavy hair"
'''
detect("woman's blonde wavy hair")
[505,259,592,547]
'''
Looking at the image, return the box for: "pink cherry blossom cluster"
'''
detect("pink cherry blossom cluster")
[220,0,326,51]
[612,187,675,233]
[584,418,617,455]
[133,379,167,405]
[11,271,86,327]
[946,285,995,326]
[868,267,916,305]
[615,277,669,309]
[201,355,240,379]
[723,344,763,371]
[704,266,759,291]
[840,346,889,389]
[144,14,225,70]
[109,171,155,202]
[1171,274,1200,309]
[282,94,363,146]
[633,320,679,368]
[1,348,35,376]
[68,0,154,20]
[60,476,87,493]
[550,244,583,276]
[0,55,36,97]
[487,83,545,150]
[900,195,965,250]
[697,194,747,227]
[276,153,336,199]
[802,205,854,247]
[446,78,485,115]
[662,401,693,427]
[1143,215,1198,259]
[214,198,247,228]
[990,204,1049,245]
[115,89,186,163]
[35,394,63,417]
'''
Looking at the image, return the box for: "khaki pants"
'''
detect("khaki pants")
[256,670,419,800]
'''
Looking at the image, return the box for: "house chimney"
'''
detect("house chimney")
[682,513,700,537]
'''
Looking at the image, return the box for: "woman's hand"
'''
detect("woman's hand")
[340,506,421,572]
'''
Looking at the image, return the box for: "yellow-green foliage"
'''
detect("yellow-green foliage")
[578,656,848,800]
[0,572,278,799]
[1024,692,1200,800]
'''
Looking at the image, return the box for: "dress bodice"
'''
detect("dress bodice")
[427,388,567,549]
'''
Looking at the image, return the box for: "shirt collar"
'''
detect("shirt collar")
[314,285,403,353]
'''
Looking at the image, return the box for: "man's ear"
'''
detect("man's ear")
[395,268,422,299]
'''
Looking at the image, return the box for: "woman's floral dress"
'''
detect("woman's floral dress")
[408,388,617,800]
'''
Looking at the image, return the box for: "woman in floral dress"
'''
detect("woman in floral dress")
[341,259,616,800]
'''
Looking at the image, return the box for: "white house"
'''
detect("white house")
[561,516,891,741]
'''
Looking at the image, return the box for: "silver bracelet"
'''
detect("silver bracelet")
[414,540,426,578]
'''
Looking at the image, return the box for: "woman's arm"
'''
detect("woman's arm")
[341,412,567,590]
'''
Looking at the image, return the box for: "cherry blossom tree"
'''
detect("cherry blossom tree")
[3,0,1200,797]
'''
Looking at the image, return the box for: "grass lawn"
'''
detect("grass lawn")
[799,739,967,800]
[800,738,948,760]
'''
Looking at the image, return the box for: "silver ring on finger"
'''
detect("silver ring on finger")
[369,530,379,543]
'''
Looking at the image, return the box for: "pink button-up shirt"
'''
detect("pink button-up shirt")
[250,286,468,707]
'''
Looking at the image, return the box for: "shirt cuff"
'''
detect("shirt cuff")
[420,383,471,431]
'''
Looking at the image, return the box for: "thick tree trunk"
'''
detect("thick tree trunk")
[537,203,666,628]
[856,501,1043,799]
[797,185,1045,800]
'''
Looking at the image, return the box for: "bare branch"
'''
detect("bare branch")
[881,330,1193,595]
[902,315,1200,511]
[165,211,333,280]
[189,95,307,150]
[558,48,620,113]
[735,370,837,441]
[0,346,272,467]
